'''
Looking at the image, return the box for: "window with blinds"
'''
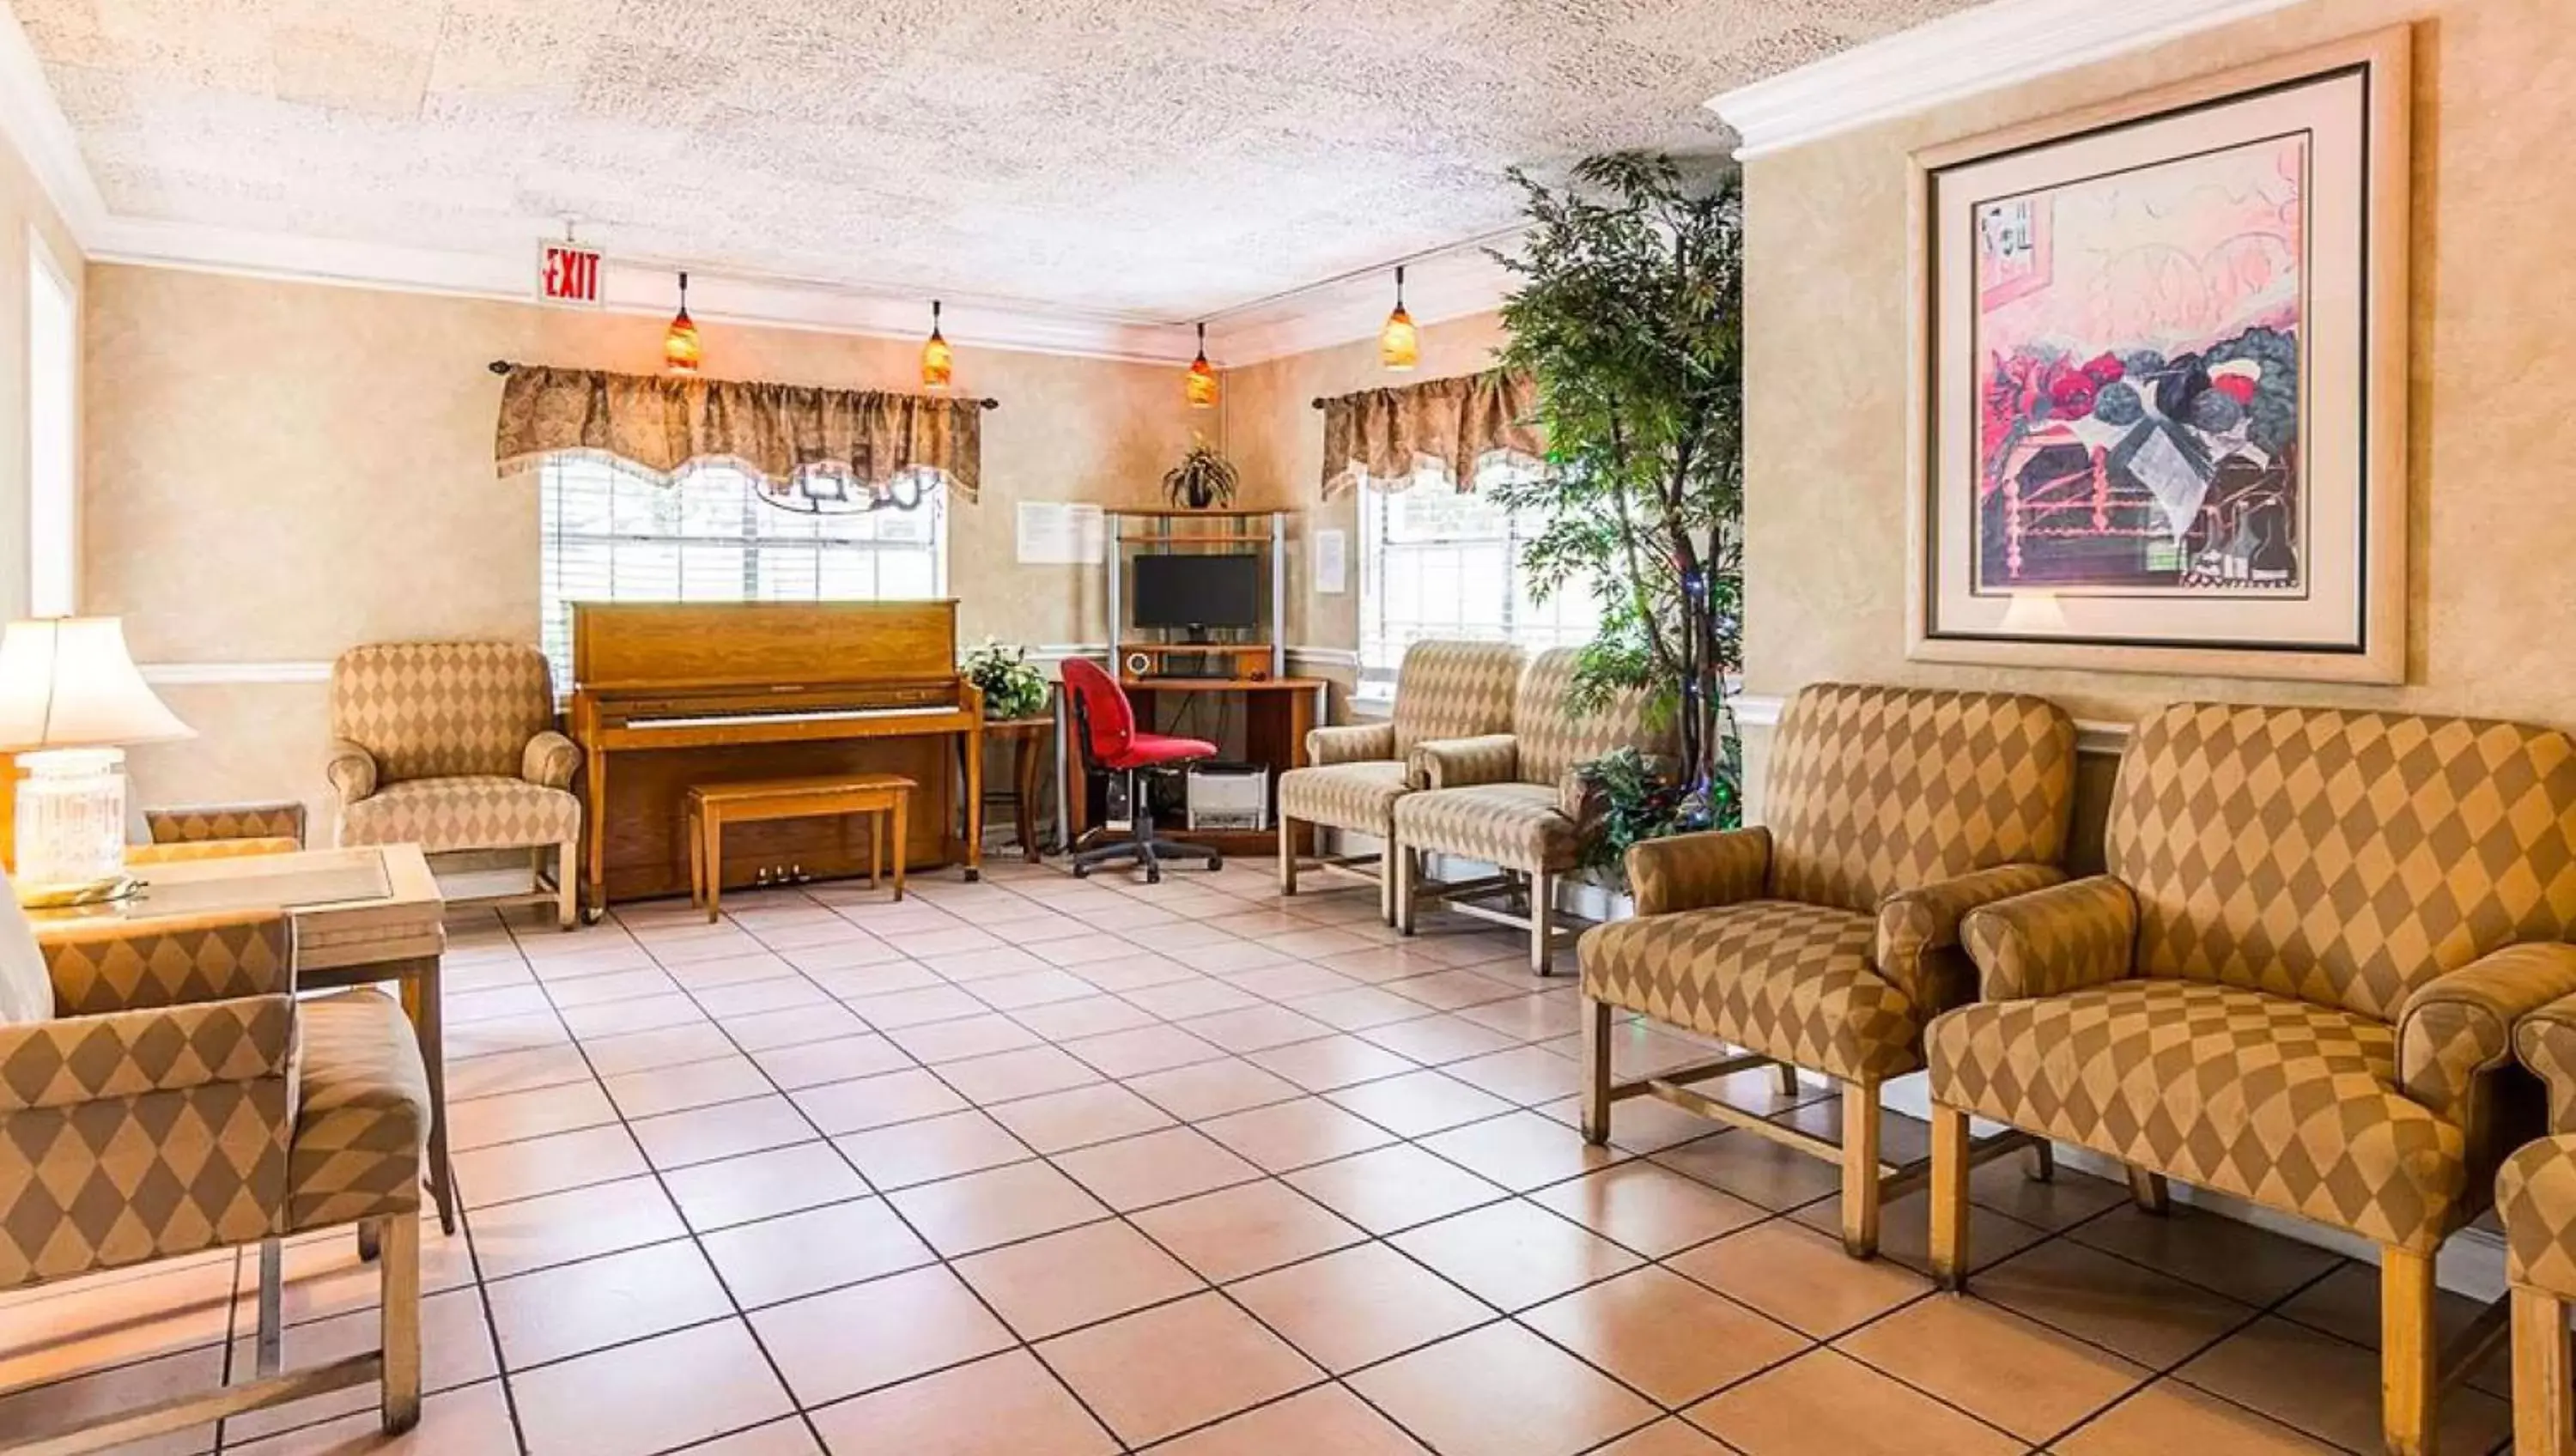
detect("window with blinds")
[538,455,947,689]
[1357,459,1601,701]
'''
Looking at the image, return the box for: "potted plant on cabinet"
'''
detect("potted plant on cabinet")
[1163,443,1239,510]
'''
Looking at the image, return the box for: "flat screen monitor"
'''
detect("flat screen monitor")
[1133,553,1261,631]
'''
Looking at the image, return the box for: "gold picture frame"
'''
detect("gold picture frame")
[1906,27,2411,683]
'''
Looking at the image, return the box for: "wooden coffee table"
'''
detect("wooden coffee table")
[33,844,457,1233]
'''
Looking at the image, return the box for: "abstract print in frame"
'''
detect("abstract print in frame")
[1909,28,2409,682]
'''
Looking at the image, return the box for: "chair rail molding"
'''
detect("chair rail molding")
[1732,693,2130,758]
[1705,0,2305,159]
[140,661,334,687]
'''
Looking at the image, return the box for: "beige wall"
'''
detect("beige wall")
[82,266,1201,812]
[0,122,82,620]
[1744,0,2576,737]
[1224,311,1512,700]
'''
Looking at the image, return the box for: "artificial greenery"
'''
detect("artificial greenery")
[960,637,1048,720]
[1490,151,1746,829]
[1573,746,1695,878]
[1163,443,1240,510]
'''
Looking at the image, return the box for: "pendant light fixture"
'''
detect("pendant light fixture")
[1379,264,1419,372]
[921,300,954,391]
[1185,323,1219,409]
[662,270,702,376]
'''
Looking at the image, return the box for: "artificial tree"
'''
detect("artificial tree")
[1491,151,1746,827]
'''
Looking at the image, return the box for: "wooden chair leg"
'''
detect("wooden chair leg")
[1393,840,1415,936]
[1279,816,1297,895]
[2026,1140,2056,1183]
[870,810,883,890]
[1774,1064,1802,1098]
[1529,868,1555,975]
[255,1238,283,1376]
[2128,1166,2172,1215]
[556,840,578,930]
[2515,1285,2573,1456]
[379,1216,422,1435]
[1579,994,1613,1146]
[2381,1246,2436,1456]
[891,792,908,901]
[1929,1102,1971,1290]
[1841,1081,1882,1259]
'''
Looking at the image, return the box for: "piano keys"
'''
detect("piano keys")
[568,600,984,914]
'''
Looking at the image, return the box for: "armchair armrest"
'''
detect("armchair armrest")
[2517,992,2576,1134]
[325,739,379,804]
[1307,722,1396,767]
[1876,863,2068,1010]
[0,995,295,1113]
[522,730,582,791]
[1959,875,2137,1002]
[143,800,307,846]
[40,909,295,1018]
[2398,942,2576,1122]
[1408,734,1518,790]
[1625,827,1772,918]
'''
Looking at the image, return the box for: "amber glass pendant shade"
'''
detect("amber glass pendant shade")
[1186,323,1219,409]
[663,271,702,376]
[1380,265,1419,372]
[921,300,954,391]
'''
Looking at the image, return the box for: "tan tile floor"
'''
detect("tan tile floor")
[0,858,2526,1453]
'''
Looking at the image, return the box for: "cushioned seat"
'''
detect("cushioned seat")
[1279,639,1525,921]
[1393,780,1580,872]
[1583,901,1911,1083]
[339,775,580,856]
[288,990,431,1232]
[1277,760,1411,837]
[1931,979,2464,1248]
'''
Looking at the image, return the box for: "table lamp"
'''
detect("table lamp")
[0,617,194,907]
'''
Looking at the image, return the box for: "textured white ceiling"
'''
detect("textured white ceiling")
[15,0,1978,319]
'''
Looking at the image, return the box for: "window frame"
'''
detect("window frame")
[1354,458,1598,702]
[535,454,950,689]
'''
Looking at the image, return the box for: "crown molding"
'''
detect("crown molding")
[1206,245,1517,367]
[0,3,107,240]
[84,215,1206,365]
[1706,0,2306,159]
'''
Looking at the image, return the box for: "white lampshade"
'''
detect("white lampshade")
[0,617,193,752]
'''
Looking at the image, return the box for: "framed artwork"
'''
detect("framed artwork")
[1907,27,2410,682]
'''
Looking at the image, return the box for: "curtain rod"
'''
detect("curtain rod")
[486,360,999,410]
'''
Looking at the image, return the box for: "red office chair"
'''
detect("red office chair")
[1061,658,1223,883]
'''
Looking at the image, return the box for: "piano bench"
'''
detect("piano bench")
[685,773,915,922]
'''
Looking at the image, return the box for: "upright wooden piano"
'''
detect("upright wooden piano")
[568,600,983,915]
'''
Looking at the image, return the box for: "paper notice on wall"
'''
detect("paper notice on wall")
[1314,528,1348,594]
[1017,502,1106,564]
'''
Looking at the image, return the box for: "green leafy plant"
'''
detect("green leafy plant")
[1162,443,1239,510]
[1491,151,1745,828]
[960,637,1048,720]
[1574,747,1695,879]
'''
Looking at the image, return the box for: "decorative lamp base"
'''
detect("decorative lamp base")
[12,747,133,908]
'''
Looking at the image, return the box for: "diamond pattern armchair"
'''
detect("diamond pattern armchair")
[2500,998,2576,1455]
[330,642,581,927]
[1576,682,2077,1258]
[3,909,428,1447]
[130,798,309,864]
[1276,639,1524,921]
[1390,647,1677,974]
[1927,703,2576,1456]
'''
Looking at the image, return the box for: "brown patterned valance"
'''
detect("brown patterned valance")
[1319,369,1541,498]
[495,365,983,502]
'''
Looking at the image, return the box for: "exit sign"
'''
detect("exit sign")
[538,241,604,306]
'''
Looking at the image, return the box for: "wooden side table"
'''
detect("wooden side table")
[974,714,1057,860]
[688,773,914,921]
